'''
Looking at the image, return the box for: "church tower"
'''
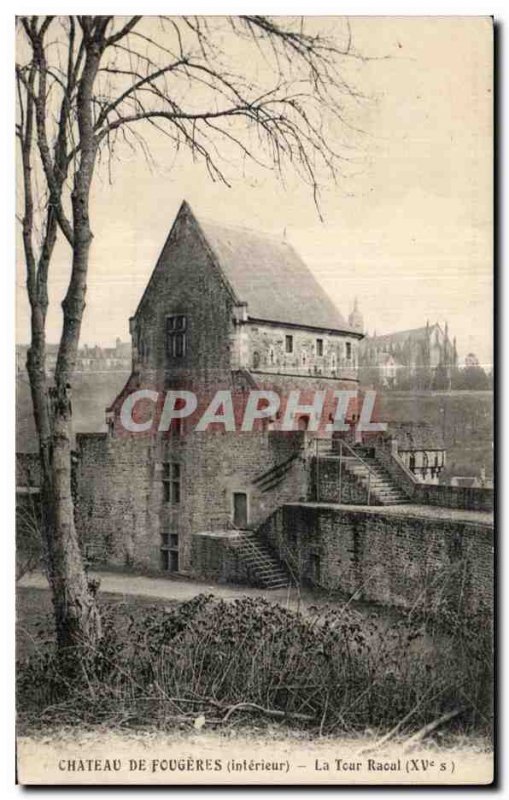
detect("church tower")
[348,297,364,333]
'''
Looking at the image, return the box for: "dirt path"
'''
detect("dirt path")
[19,570,317,611]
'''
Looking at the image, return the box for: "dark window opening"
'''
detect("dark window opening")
[161,532,179,571]
[163,481,171,503]
[162,462,181,504]
[346,342,352,360]
[297,415,310,431]
[253,351,260,369]
[233,492,248,529]
[166,315,187,358]
[316,338,324,356]
[285,335,294,354]
[161,549,179,572]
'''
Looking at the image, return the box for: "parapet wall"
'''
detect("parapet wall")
[262,503,493,615]
[412,482,494,512]
[375,444,494,512]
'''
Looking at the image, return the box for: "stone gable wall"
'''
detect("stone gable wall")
[131,208,236,390]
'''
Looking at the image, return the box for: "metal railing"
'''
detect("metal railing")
[313,437,381,505]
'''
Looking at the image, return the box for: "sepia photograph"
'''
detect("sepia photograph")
[14,12,493,786]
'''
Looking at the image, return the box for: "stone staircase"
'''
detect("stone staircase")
[230,530,289,589]
[252,453,300,494]
[343,455,408,505]
[312,438,409,506]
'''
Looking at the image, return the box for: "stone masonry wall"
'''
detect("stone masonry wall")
[375,444,494,511]
[133,206,235,383]
[309,456,374,505]
[263,503,493,615]
[74,434,160,568]
[191,532,251,585]
[75,430,309,574]
[246,321,359,380]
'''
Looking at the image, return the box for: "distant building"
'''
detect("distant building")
[390,422,446,485]
[16,338,131,375]
[464,352,480,368]
[348,297,364,334]
[359,317,458,390]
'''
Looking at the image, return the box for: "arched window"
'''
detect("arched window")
[253,351,260,369]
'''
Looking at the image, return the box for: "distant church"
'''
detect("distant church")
[352,300,457,390]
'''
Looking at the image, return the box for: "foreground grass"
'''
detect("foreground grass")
[17,586,493,742]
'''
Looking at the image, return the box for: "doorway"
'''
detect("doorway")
[233,492,248,529]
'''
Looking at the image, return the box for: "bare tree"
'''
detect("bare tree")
[16,15,367,652]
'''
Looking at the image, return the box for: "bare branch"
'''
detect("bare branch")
[19,22,75,246]
[104,16,142,47]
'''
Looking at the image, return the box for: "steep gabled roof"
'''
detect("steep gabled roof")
[196,214,355,333]
[369,323,442,346]
[136,201,357,335]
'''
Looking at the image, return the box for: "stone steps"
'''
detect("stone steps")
[343,455,408,505]
[232,532,289,589]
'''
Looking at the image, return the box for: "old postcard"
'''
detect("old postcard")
[15,15,494,786]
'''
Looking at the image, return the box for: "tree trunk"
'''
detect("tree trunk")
[43,43,104,651]
[43,393,102,651]
[23,34,105,654]
[27,310,101,652]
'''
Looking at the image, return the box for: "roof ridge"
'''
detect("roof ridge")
[198,216,291,247]
[135,200,357,335]
[371,323,440,339]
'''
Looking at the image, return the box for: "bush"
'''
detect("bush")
[17,594,493,736]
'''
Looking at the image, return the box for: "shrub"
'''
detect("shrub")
[17,594,493,736]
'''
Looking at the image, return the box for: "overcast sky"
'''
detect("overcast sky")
[16,16,493,368]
